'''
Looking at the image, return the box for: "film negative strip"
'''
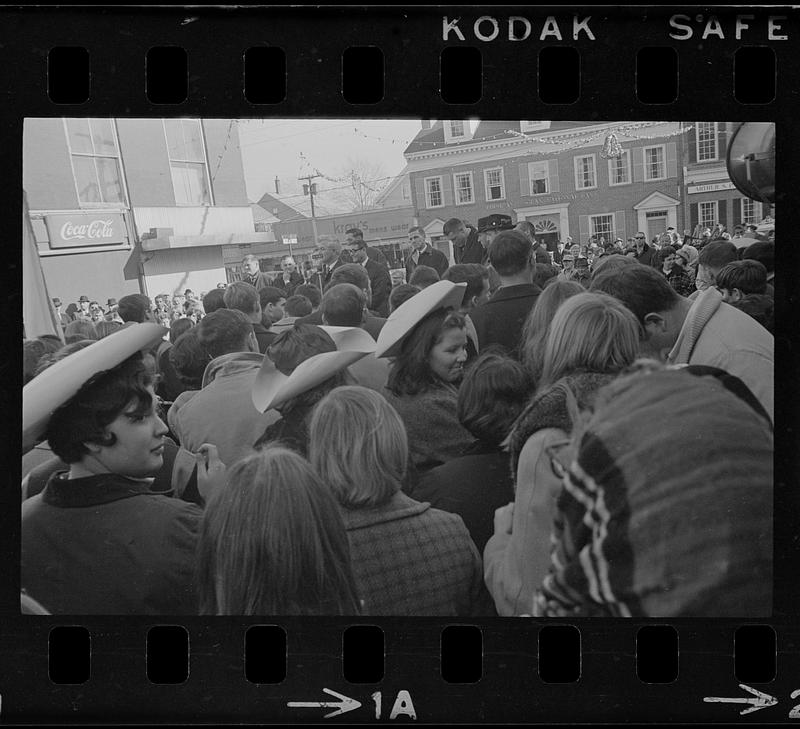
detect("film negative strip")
[6,3,800,724]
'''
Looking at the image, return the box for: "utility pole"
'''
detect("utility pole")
[299,172,321,247]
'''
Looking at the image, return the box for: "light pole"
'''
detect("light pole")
[299,172,321,248]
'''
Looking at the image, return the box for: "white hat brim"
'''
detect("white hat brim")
[375,280,467,359]
[22,322,168,455]
[252,326,376,412]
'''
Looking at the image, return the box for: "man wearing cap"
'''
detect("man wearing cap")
[52,298,70,330]
[344,235,392,317]
[444,218,484,265]
[469,230,541,357]
[273,255,304,298]
[477,214,515,256]
[241,254,272,291]
[72,295,92,322]
[405,226,448,280]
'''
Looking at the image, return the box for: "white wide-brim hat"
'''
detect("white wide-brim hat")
[375,280,466,359]
[252,326,376,412]
[22,322,167,455]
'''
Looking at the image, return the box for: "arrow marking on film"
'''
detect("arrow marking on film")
[287,687,362,718]
[703,683,778,715]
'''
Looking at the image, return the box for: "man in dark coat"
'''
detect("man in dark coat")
[272,255,305,297]
[318,236,347,288]
[344,234,392,317]
[469,230,541,358]
[405,226,449,280]
[445,218,485,265]
[241,254,273,290]
[345,227,389,268]
[633,232,659,268]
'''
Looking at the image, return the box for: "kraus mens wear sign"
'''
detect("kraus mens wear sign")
[44,212,128,248]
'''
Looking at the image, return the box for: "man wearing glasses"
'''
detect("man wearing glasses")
[343,236,392,317]
[632,231,659,268]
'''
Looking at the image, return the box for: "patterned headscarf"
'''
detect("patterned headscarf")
[535,369,773,618]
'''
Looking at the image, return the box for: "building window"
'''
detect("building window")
[64,118,127,206]
[529,161,550,195]
[484,167,505,201]
[699,201,718,229]
[520,121,551,133]
[741,198,762,225]
[424,176,444,208]
[608,151,631,186]
[696,122,719,162]
[453,171,474,205]
[643,145,667,181]
[589,213,615,241]
[574,155,597,189]
[163,119,212,205]
[449,120,466,138]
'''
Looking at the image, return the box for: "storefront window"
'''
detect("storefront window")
[65,118,126,206]
[163,119,212,205]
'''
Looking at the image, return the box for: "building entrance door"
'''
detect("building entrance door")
[645,211,668,241]
[531,217,560,251]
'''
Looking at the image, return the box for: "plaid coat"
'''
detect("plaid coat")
[341,492,494,616]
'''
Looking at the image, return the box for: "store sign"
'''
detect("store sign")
[687,182,736,194]
[45,212,128,249]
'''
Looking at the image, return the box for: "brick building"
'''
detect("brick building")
[683,121,767,236]
[404,120,688,256]
[23,118,270,307]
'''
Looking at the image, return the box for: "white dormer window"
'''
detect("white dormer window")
[443,120,476,144]
[520,121,551,133]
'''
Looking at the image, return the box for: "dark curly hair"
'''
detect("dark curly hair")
[386,307,466,397]
[45,353,154,464]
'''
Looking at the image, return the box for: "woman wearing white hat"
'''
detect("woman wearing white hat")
[21,324,219,614]
[376,281,474,474]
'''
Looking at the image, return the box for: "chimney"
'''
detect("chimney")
[421,120,431,131]
[274,176,280,194]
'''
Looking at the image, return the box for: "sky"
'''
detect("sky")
[237,118,422,207]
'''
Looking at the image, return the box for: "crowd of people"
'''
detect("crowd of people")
[21,215,775,618]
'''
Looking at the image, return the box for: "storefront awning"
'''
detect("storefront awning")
[141,230,274,251]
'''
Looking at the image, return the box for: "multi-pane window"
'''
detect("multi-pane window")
[64,118,126,205]
[699,201,718,228]
[453,172,474,205]
[425,176,443,208]
[574,155,597,189]
[449,120,466,138]
[164,119,211,205]
[590,213,615,240]
[529,161,550,194]
[608,151,631,185]
[644,145,666,180]
[741,198,762,225]
[484,168,505,200]
[696,122,718,162]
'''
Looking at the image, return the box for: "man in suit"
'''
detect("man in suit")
[345,228,389,268]
[344,234,392,317]
[444,218,485,265]
[405,226,449,280]
[241,254,273,291]
[633,232,659,268]
[272,255,304,297]
[52,298,70,330]
[318,236,347,288]
[469,230,542,358]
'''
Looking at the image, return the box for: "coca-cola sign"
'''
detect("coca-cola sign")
[45,212,128,249]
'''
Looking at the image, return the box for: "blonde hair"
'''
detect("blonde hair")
[539,292,640,390]
[308,386,408,509]
[197,446,360,615]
